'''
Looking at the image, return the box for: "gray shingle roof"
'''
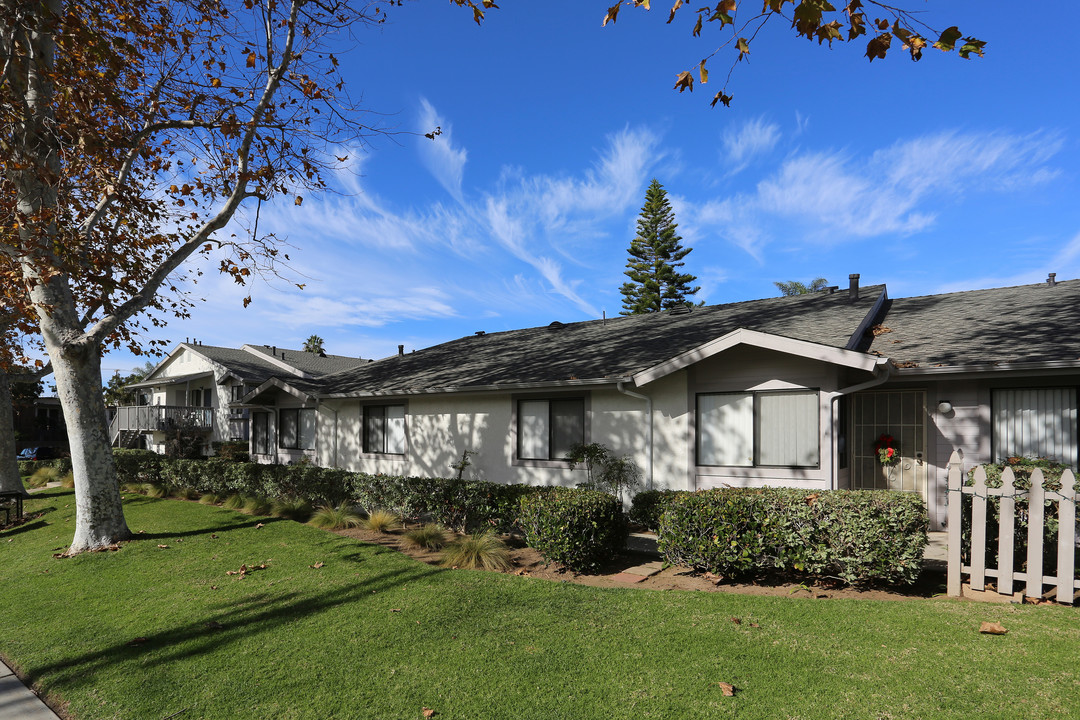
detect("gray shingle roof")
[177,344,369,386]
[318,286,885,396]
[866,279,1080,368]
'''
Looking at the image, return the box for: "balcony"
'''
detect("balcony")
[110,406,214,446]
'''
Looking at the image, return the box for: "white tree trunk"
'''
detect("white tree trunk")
[0,374,27,497]
[45,335,131,551]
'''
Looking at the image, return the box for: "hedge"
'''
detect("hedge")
[17,458,73,477]
[657,487,928,586]
[518,488,628,573]
[629,489,687,532]
[109,450,536,531]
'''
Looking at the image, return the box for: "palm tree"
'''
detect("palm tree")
[774,277,828,296]
[303,335,325,354]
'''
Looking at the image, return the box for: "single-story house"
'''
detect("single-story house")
[240,274,1079,530]
[111,341,370,455]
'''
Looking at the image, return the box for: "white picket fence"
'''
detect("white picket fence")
[947,450,1079,604]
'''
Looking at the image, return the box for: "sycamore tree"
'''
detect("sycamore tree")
[620,179,700,314]
[0,0,493,552]
[604,1,984,108]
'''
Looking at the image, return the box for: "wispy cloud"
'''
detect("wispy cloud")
[417,97,468,204]
[722,117,780,175]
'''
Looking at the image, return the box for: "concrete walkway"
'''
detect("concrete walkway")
[0,660,62,719]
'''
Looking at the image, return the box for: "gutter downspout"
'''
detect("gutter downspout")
[617,381,653,491]
[828,360,892,490]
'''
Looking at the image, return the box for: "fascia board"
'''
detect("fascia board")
[632,328,881,386]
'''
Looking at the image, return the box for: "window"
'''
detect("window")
[230,384,247,403]
[363,405,405,455]
[697,390,819,468]
[993,388,1077,466]
[517,398,584,460]
[252,412,270,455]
[279,408,316,450]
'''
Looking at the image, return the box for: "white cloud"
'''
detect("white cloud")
[418,97,468,204]
[722,117,780,174]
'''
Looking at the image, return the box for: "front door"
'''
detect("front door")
[849,390,927,503]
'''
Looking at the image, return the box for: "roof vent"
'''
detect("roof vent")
[475,330,486,336]
[548,321,564,329]
[825,286,838,294]
[668,304,692,315]
[1048,272,1057,286]
[398,344,405,356]
[848,273,860,302]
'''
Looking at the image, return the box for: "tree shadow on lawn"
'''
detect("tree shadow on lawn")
[129,515,287,541]
[24,560,441,695]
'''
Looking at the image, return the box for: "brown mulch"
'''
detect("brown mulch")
[331,525,949,601]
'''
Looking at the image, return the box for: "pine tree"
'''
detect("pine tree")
[620,179,700,314]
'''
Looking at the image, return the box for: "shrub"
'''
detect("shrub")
[19,458,73,477]
[440,532,513,571]
[657,488,928,586]
[629,489,687,532]
[362,508,401,533]
[402,524,449,551]
[143,483,168,498]
[60,472,76,488]
[210,441,250,463]
[309,503,364,530]
[564,442,641,503]
[518,488,628,573]
[27,467,61,488]
[271,498,313,522]
[199,493,221,505]
[172,486,200,500]
[242,496,273,516]
[222,494,246,510]
[112,449,164,487]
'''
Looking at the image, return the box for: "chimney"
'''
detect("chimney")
[1048,272,1057,286]
[271,345,276,356]
[848,273,860,301]
[398,344,404,356]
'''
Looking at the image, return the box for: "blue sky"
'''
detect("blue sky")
[99,1,1080,377]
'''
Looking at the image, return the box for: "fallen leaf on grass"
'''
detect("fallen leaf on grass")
[422,708,436,718]
[979,621,1008,635]
[125,637,148,646]
[204,621,223,630]
[730,617,741,625]
[390,608,402,613]
[717,682,736,696]
[210,534,218,539]
[255,523,264,529]
[137,530,145,534]
[749,622,760,628]
[210,585,218,590]
[157,544,169,549]
[310,562,324,569]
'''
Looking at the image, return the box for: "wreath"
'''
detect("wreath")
[874,434,898,465]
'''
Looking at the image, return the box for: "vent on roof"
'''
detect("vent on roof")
[548,321,564,329]
[475,331,486,336]
[1048,272,1057,286]
[849,273,860,302]
[667,304,692,315]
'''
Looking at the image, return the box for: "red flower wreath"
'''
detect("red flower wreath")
[874,434,898,465]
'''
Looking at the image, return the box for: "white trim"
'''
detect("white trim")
[633,328,882,386]
[243,377,317,404]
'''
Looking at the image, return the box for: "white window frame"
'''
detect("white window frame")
[697,389,820,469]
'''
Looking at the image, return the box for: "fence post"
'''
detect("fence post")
[1057,470,1076,605]
[947,450,963,597]
[1026,469,1046,600]
[998,468,1016,597]
[970,465,988,592]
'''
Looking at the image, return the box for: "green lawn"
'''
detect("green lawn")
[2,489,1078,720]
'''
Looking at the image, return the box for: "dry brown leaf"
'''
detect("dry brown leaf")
[310,562,325,569]
[391,608,402,613]
[979,621,1008,635]
[157,544,169,549]
[730,617,741,625]
[255,523,265,529]
[422,709,436,719]
[126,637,148,646]
[718,681,736,696]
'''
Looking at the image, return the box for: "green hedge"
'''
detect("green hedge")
[109,450,536,531]
[629,489,687,532]
[657,488,928,586]
[518,488,628,573]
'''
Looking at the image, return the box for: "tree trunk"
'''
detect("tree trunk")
[46,335,131,551]
[0,374,28,497]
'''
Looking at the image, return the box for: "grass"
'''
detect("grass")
[308,502,363,529]
[362,508,401,533]
[441,531,513,571]
[402,523,450,551]
[2,489,1079,720]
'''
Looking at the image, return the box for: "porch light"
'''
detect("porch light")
[937,401,953,414]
